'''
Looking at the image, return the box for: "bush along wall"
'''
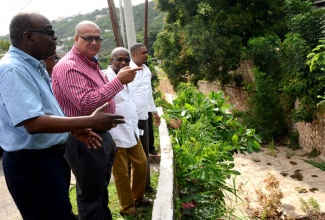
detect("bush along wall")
[163,83,261,219]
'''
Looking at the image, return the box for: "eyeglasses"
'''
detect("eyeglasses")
[28,30,56,37]
[46,55,59,63]
[78,35,103,43]
[113,57,131,63]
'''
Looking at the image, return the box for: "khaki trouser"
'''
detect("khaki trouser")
[113,140,147,214]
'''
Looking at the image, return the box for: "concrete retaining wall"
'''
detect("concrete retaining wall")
[295,109,325,155]
[152,107,174,220]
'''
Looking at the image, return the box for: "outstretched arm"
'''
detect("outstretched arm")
[22,103,124,134]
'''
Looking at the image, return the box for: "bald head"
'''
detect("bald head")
[74,20,101,59]
[110,47,130,73]
[75,20,100,35]
[111,47,129,57]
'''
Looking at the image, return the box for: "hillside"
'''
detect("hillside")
[0,1,164,66]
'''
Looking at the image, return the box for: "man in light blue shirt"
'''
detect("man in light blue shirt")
[0,12,125,220]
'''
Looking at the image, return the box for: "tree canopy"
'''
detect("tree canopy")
[153,0,287,88]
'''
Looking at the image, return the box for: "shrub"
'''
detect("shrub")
[164,83,261,219]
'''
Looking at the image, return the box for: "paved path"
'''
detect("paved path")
[231,146,325,219]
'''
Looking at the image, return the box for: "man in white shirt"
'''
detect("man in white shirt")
[129,43,161,192]
[106,47,150,216]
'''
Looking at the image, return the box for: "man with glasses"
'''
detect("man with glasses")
[105,47,150,216]
[52,21,141,220]
[43,53,59,79]
[0,12,126,220]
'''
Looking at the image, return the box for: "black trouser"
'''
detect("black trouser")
[148,112,155,152]
[65,131,115,220]
[3,144,72,220]
[138,119,151,189]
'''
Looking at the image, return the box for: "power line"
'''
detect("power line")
[0,0,33,25]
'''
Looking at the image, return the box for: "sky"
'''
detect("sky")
[0,0,151,36]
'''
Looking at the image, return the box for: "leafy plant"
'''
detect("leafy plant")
[317,92,325,107]
[300,197,325,220]
[164,83,261,219]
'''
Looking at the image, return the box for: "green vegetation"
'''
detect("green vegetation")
[0,40,9,53]
[300,197,325,219]
[305,160,325,171]
[153,0,325,144]
[307,147,321,158]
[266,140,277,157]
[164,83,261,219]
[236,0,325,142]
[154,0,286,89]
[289,130,300,150]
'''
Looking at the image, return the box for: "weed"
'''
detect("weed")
[266,140,277,157]
[300,197,325,220]
[285,149,295,159]
[307,147,321,158]
[245,172,283,219]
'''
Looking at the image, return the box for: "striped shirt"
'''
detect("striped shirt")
[52,46,123,117]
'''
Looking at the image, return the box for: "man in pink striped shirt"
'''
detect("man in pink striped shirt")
[52,20,141,220]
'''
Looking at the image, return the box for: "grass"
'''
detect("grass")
[305,160,325,171]
[69,171,159,219]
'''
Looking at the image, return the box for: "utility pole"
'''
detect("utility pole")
[107,0,124,47]
[119,0,126,46]
[144,0,148,47]
[123,0,137,51]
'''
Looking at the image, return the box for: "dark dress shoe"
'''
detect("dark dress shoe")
[145,186,155,193]
[149,149,158,155]
[135,197,153,207]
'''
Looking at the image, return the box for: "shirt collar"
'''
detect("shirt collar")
[9,45,44,70]
[72,46,99,69]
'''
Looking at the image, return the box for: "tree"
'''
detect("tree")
[154,0,286,89]
[244,0,325,141]
[0,40,10,52]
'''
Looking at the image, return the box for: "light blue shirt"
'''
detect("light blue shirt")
[0,46,68,151]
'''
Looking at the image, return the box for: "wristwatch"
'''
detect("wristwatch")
[152,111,158,115]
